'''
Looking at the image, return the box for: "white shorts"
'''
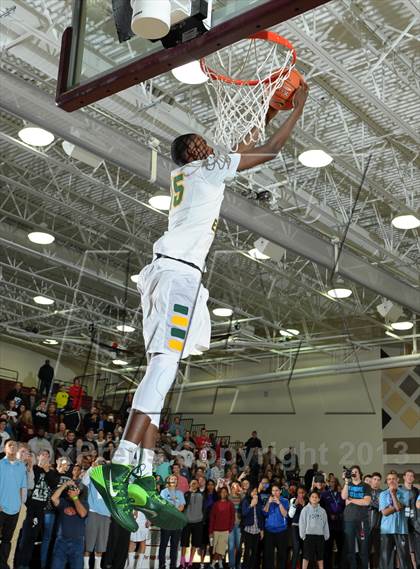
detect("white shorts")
[137,257,211,358]
[131,511,149,542]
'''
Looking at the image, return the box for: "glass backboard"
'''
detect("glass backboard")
[56,0,331,111]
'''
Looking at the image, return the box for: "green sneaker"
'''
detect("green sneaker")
[90,464,139,533]
[128,474,187,530]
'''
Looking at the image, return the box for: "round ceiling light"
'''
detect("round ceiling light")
[391,214,420,230]
[42,339,59,345]
[390,321,414,331]
[327,288,352,299]
[172,60,208,84]
[112,359,128,366]
[212,307,233,317]
[116,324,136,332]
[298,149,333,168]
[148,195,171,210]
[248,248,270,260]
[28,231,55,245]
[18,126,55,147]
[33,295,55,305]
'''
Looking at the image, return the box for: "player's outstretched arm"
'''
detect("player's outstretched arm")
[237,84,308,171]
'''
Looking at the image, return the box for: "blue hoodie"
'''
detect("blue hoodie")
[263,498,289,533]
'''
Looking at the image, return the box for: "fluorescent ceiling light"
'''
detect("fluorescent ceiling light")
[18,126,54,147]
[130,274,139,283]
[116,324,136,332]
[327,288,352,299]
[33,295,55,305]
[42,339,59,345]
[248,247,270,260]
[391,214,420,230]
[212,307,233,317]
[390,321,413,331]
[148,195,171,210]
[299,149,333,168]
[172,60,208,84]
[62,141,103,168]
[280,329,300,337]
[28,231,55,245]
[112,359,128,366]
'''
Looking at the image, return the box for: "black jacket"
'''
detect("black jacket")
[38,364,54,382]
[245,437,262,451]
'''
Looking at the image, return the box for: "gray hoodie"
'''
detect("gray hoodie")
[299,503,330,540]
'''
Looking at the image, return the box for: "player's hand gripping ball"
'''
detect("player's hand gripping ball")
[269,69,305,111]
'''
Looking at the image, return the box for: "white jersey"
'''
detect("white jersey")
[153,153,241,269]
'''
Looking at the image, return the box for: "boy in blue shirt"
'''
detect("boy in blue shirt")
[379,471,410,569]
[159,476,186,569]
[0,440,27,567]
[263,484,289,569]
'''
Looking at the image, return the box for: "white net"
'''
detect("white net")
[201,33,296,152]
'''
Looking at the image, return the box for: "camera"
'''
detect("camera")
[343,466,352,479]
[67,485,78,492]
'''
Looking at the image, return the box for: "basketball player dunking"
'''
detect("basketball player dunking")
[91,84,309,532]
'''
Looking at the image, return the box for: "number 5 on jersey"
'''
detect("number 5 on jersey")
[171,174,184,208]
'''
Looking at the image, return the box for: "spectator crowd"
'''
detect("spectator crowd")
[0,375,419,569]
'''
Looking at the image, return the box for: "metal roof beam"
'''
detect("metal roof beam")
[222,192,420,313]
[1,70,418,313]
[400,0,420,18]
[285,21,420,145]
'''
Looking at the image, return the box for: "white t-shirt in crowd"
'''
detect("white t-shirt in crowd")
[153,153,241,269]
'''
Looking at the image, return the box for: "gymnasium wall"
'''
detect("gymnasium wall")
[0,338,84,386]
[175,349,385,473]
[380,346,420,475]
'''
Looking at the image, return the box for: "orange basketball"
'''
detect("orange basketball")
[269,69,303,111]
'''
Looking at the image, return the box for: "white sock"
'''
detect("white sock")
[83,556,90,569]
[94,556,101,569]
[128,551,136,567]
[218,560,223,568]
[142,448,154,477]
[112,439,139,465]
[137,552,144,567]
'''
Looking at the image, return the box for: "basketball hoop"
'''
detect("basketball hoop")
[201,31,299,152]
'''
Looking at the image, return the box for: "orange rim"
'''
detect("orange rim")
[200,30,297,86]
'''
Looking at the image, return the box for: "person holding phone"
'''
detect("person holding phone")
[15,449,56,569]
[289,486,308,569]
[50,480,88,569]
[341,465,371,569]
[262,484,289,569]
[242,488,264,569]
